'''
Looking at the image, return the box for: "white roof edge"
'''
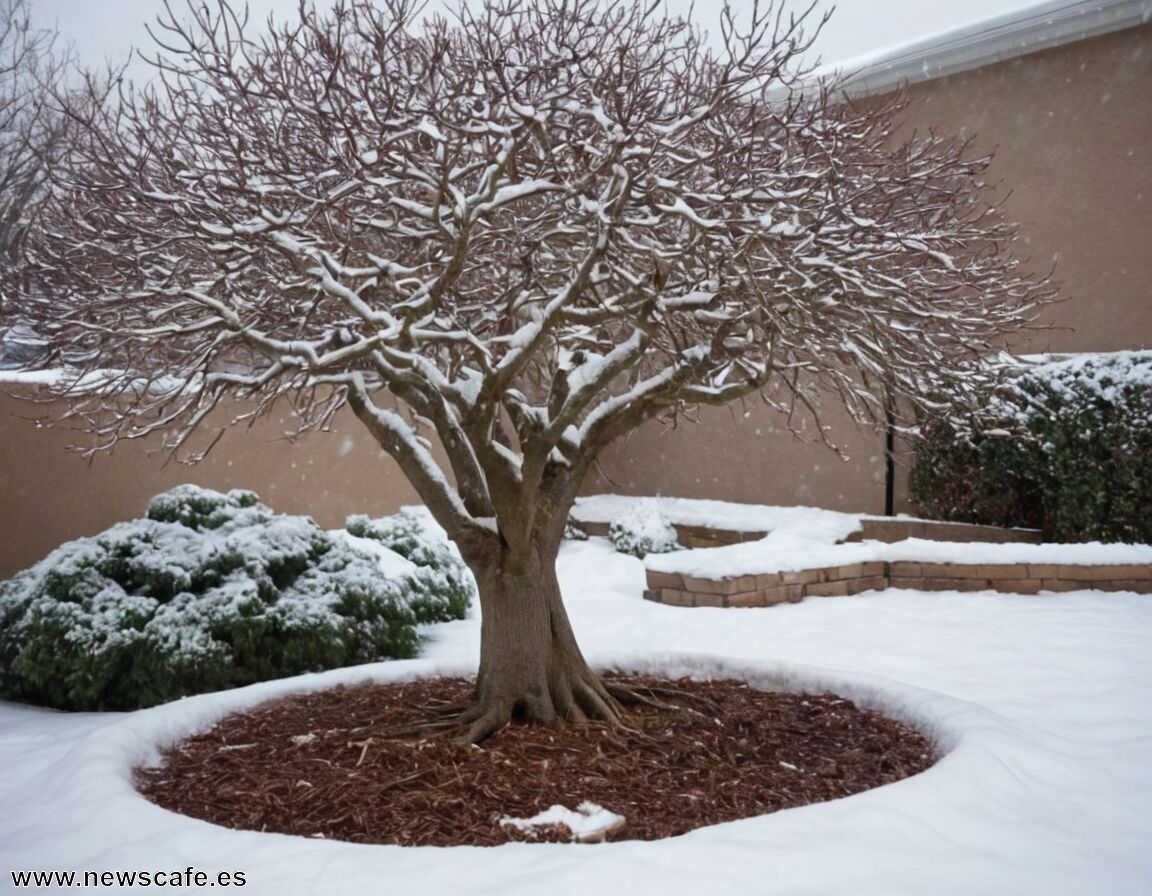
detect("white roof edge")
[824,0,1152,97]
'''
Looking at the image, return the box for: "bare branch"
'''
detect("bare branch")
[10,0,1053,544]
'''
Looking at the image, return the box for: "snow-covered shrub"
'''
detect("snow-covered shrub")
[912,352,1152,542]
[0,486,471,711]
[146,484,262,529]
[607,503,679,557]
[345,509,475,622]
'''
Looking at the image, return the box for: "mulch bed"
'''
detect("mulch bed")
[135,675,937,846]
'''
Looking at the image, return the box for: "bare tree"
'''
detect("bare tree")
[0,0,80,369]
[15,0,1052,740]
[0,0,72,263]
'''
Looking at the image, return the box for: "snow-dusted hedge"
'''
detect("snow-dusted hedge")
[607,504,680,558]
[345,510,474,623]
[0,486,473,711]
[911,352,1152,543]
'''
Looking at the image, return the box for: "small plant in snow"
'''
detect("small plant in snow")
[0,486,472,711]
[608,504,680,558]
[562,521,589,541]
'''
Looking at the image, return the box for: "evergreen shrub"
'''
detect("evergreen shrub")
[608,503,680,557]
[911,352,1152,542]
[0,486,474,710]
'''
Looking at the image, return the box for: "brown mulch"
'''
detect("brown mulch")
[135,676,937,846]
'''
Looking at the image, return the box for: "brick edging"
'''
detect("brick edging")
[643,560,1152,607]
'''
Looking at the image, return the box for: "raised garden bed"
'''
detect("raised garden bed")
[571,496,1150,607]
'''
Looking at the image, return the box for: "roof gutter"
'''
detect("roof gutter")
[825,0,1152,97]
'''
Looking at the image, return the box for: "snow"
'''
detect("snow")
[606,503,679,557]
[575,495,1152,577]
[647,534,1152,579]
[500,802,626,843]
[330,531,417,579]
[1016,350,1152,383]
[0,368,106,388]
[574,493,863,539]
[2,518,1152,894]
[471,179,560,216]
[1010,350,1152,409]
[654,198,720,229]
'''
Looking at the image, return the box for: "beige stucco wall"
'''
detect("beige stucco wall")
[0,394,428,578]
[1,24,1148,578]
[895,23,1151,353]
[584,23,1152,511]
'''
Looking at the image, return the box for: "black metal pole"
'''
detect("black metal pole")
[884,405,896,517]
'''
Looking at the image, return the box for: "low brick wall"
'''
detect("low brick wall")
[644,560,1152,607]
[671,524,768,549]
[645,563,887,608]
[845,519,1042,544]
[887,562,1152,595]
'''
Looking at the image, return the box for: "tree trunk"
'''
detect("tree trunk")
[455,536,621,743]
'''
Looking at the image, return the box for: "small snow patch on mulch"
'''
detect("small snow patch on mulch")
[500,801,626,843]
[135,676,937,846]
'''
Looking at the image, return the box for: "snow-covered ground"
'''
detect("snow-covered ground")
[576,493,1152,577]
[3,536,1151,895]
[646,533,1152,579]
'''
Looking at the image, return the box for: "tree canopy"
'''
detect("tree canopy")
[12,0,1053,738]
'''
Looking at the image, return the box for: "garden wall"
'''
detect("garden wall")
[0,391,436,578]
[644,561,1152,608]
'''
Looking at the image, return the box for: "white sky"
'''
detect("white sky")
[31,0,1047,76]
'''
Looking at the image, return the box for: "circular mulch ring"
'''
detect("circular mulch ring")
[135,675,938,846]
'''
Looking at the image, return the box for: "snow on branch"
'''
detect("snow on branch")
[12,0,1053,539]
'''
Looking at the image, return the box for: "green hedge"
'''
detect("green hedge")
[0,486,474,711]
[911,352,1152,543]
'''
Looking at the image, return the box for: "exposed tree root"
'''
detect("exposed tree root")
[359,667,739,748]
[369,675,724,745]
[436,670,628,744]
[367,717,468,741]
[414,697,472,717]
[605,680,722,718]
[456,688,618,744]
[458,703,514,746]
